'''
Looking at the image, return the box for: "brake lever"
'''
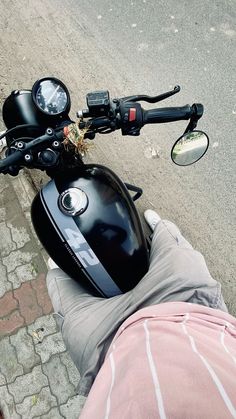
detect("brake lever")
[121,85,181,103]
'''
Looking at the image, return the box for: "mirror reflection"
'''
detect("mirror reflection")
[171,130,209,166]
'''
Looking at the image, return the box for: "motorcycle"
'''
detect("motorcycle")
[0,77,209,297]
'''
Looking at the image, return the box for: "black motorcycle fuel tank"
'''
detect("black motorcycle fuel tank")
[31,164,149,297]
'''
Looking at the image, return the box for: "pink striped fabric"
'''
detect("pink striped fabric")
[80,302,236,418]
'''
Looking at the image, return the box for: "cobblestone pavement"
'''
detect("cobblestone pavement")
[0,172,86,418]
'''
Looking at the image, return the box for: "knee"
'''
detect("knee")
[46,268,65,306]
[46,268,65,288]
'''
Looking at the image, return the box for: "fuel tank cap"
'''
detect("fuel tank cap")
[58,188,88,216]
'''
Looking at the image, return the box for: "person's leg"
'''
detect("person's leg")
[131,217,227,312]
[46,211,227,395]
[46,268,132,396]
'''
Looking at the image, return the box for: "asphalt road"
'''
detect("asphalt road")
[0,0,235,312]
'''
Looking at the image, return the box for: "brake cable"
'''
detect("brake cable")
[0,124,41,141]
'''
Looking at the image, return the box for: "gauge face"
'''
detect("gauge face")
[32,78,70,116]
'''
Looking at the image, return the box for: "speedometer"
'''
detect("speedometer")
[32,77,70,116]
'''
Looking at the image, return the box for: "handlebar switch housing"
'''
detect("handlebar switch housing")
[119,102,143,136]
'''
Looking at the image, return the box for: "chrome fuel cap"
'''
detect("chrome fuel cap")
[58,188,88,216]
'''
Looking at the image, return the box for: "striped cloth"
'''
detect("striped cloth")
[79,302,236,419]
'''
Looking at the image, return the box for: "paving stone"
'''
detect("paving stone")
[31,274,53,315]
[0,337,23,383]
[0,261,12,298]
[0,174,10,191]
[0,183,9,197]
[60,352,80,387]
[0,291,18,317]
[11,171,36,212]
[34,332,66,363]
[34,406,64,419]
[14,282,43,325]
[0,372,6,385]
[7,271,18,288]
[0,222,17,256]
[15,386,57,418]
[28,314,58,339]
[0,207,6,222]
[10,327,40,373]
[8,263,36,288]
[2,249,37,273]
[25,211,42,247]
[0,310,25,337]
[0,385,21,419]
[8,365,48,404]
[7,222,30,249]
[60,394,86,419]
[42,355,76,405]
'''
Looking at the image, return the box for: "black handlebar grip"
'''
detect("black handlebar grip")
[0,150,23,172]
[143,105,193,124]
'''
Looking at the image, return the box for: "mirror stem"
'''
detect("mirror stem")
[184,103,204,134]
[184,119,197,134]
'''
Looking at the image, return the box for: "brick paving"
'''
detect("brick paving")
[0,173,86,418]
[0,274,52,338]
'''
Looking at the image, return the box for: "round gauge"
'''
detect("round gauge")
[32,77,70,116]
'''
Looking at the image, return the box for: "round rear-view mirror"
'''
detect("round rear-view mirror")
[171,130,209,166]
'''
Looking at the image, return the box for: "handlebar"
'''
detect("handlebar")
[0,129,64,174]
[116,101,202,136]
[143,105,194,124]
[0,149,23,173]
[0,90,204,175]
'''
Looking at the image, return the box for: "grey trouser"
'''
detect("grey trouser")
[46,220,227,396]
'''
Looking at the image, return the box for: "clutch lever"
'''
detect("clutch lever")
[121,85,180,103]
